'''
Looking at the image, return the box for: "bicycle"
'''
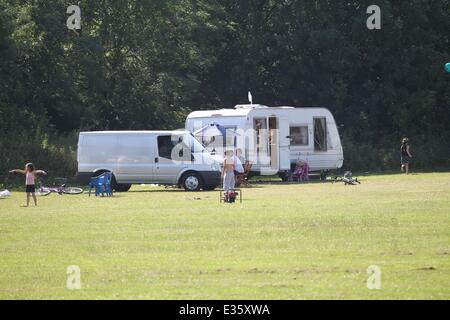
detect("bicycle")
[35,177,84,196]
[333,171,361,186]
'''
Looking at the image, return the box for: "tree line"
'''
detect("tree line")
[1,0,449,182]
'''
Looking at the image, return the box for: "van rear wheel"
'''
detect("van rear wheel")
[320,170,330,181]
[181,172,203,192]
[115,184,132,192]
[110,175,132,192]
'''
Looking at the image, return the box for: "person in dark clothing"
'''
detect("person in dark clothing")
[400,138,413,174]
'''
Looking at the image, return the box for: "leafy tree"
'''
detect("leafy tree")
[0,0,448,178]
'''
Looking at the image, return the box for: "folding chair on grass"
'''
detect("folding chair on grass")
[236,161,253,187]
[292,160,310,182]
[89,172,113,197]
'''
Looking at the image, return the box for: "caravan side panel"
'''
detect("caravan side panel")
[288,109,344,171]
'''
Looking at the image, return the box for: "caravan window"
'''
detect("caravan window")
[314,118,327,152]
[290,126,309,146]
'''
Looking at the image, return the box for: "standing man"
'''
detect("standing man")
[235,148,245,173]
[401,138,413,174]
[235,148,245,166]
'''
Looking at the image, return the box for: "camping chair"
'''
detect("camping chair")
[236,161,253,187]
[89,172,113,197]
[292,160,310,182]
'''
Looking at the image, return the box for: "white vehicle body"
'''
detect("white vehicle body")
[185,105,344,175]
[77,131,222,191]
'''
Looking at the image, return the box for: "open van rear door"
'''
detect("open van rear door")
[279,117,291,171]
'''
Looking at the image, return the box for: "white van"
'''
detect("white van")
[185,105,344,179]
[76,131,222,191]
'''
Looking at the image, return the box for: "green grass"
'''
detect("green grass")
[0,173,449,300]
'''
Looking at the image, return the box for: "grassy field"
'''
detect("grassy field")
[0,173,449,300]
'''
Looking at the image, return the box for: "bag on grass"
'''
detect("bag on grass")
[0,190,11,197]
[225,191,237,203]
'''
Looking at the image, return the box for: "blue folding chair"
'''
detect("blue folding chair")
[89,172,113,197]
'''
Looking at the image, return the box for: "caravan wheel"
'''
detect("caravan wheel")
[320,170,330,181]
[278,171,291,182]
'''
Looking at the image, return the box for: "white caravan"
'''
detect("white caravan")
[77,131,222,191]
[185,105,344,179]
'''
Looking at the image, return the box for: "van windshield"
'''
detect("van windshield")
[174,134,206,153]
[189,134,207,153]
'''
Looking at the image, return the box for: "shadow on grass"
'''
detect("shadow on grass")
[128,189,185,194]
[351,170,445,177]
[128,186,264,193]
[83,193,128,198]
[251,179,335,185]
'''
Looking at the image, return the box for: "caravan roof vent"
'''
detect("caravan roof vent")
[234,104,269,109]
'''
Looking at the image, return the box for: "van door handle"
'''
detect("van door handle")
[155,157,159,163]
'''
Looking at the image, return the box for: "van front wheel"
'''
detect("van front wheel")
[181,172,203,192]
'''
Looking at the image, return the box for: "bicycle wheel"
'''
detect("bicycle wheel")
[35,188,51,196]
[62,187,84,195]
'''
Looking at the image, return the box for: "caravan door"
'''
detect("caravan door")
[279,117,291,171]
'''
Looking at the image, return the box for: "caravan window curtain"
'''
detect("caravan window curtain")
[314,118,327,152]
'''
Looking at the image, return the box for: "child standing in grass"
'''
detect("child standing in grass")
[10,163,47,207]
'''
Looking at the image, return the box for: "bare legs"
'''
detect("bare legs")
[24,192,37,207]
[401,164,409,175]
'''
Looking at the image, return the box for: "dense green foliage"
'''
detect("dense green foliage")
[1,0,449,178]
